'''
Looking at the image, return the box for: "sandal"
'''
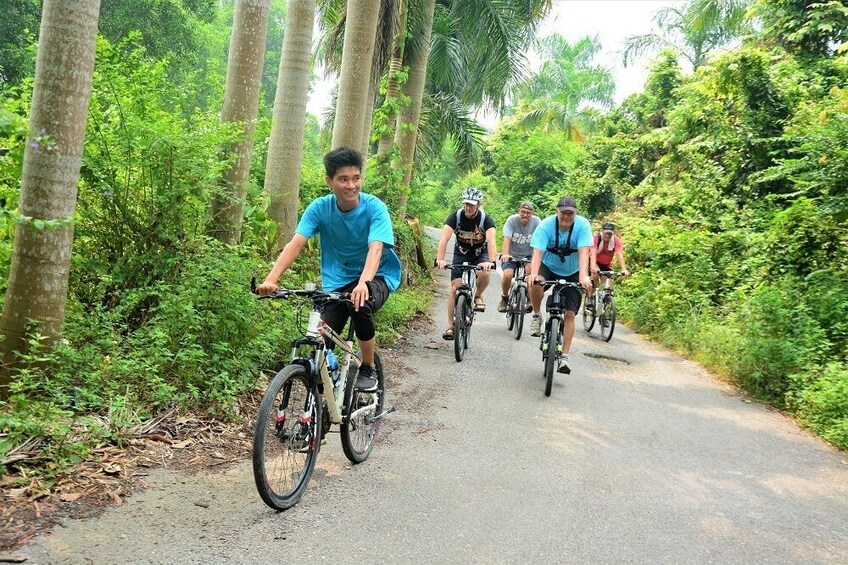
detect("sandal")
[473,296,486,312]
[442,328,454,340]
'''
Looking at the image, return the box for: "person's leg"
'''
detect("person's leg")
[529,279,544,314]
[350,278,389,389]
[562,310,577,353]
[501,267,514,297]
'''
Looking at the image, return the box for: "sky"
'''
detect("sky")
[306,0,685,121]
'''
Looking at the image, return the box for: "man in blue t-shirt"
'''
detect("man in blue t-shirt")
[528,196,593,375]
[257,147,402,391]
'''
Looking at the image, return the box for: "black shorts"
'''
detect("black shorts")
[539,264,582,314]
[451,250,490,280]
[321,277,390,343]
[597,262,611,273]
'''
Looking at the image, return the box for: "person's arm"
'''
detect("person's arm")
[350,240,384,310]
[436,224,454,269]
[615,239,629,275]
[590,243,599,276]
[578,247,592,291]
[501,236,512,261]
[257,234,309,295]
[481,226,497,271]
[530,248,544,285]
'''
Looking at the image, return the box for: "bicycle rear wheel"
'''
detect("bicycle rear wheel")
[341,352,386,463]
[544,317,560,397]
[252,364,321,511]
[454,294,468,362]
[582,294,596,332]
[513,289,527,340]
[600,295,617,342]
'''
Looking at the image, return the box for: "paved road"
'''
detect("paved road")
[26,231,848,563]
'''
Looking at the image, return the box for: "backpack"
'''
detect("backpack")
[455,208,487,232]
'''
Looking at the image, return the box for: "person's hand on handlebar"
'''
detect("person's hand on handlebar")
[479,261,495,272]
[256,280,279,296]
[530,274,546,286]
[623,268,631,277]
[436,258,448,270]
[580,274,593,292]
[500,253,512,263]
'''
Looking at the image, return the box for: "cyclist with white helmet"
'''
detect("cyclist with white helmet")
[435,187,497,340]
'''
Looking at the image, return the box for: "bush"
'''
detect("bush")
[790,363,848,450]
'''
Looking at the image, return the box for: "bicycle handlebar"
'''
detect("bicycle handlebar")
[597,270,626,278]
[532,279,585,290]
[499,255,532,264]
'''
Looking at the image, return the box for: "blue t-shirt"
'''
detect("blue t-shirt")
[296,193,402,291]
[530,215,592,276]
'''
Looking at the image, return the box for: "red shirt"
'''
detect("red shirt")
[593,233,622,266]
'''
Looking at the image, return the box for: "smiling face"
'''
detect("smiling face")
[327,165,362,211]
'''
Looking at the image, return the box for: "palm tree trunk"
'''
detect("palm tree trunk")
[376,0,407,159]
[265,0,315,254]
[330,0,381,150]
[0,0,101,396]
[359,78,379,160]
[394,0,435,216]
[209,0,270,244]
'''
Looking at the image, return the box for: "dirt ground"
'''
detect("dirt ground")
[0,315,427,556]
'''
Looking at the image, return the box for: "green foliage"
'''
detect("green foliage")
[0,0,39,85]
[755,0,848,57]
[790,363,848,449]
[483,121,587,215]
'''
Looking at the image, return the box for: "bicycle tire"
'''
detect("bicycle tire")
[454,293,468,362]
[252,364,321,511]
[582,294,596,332]
[506,287,516,331]
[341,351,386,463]
[544,317,560,397]
[513,289,526,340]
[600,295,617,342]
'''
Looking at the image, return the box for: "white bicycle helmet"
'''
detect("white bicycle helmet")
[461,187,484,205]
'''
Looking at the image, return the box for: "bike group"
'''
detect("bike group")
[250,147,629,510]
[435,189,630,396]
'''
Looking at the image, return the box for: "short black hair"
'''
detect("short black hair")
[324,146,363,179]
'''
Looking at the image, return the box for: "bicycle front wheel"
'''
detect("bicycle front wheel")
[341,351,386,463]
[454,294,468,362]
[600,295,617,342]
[252,364,321,511]
[582,294,596,332]
[513,289,527,340]
[544,317,561,397]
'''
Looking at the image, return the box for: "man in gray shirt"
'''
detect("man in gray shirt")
[498,201,543,315]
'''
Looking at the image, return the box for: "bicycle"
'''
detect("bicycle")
[535,279,584,397]
[582,270,625,342]
[445,262,493,362]
[503,256,532,340]
[251,284,391,511]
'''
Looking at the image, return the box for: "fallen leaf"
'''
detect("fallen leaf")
[59,492,84,502]
[171,439,194,449]
[109,490,123,506]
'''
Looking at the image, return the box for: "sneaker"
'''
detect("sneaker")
[529,315,543,337]
[557,354,571,374]
[356,364,378,391]
[498,296,508,313]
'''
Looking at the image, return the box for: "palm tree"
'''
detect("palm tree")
[330,0,382,150]
[265,0,316,254]
[623,0,752,70]
[209,0,270,244]
[0,0,101,396]
[513,34,615,141]
[392,0,552,215]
